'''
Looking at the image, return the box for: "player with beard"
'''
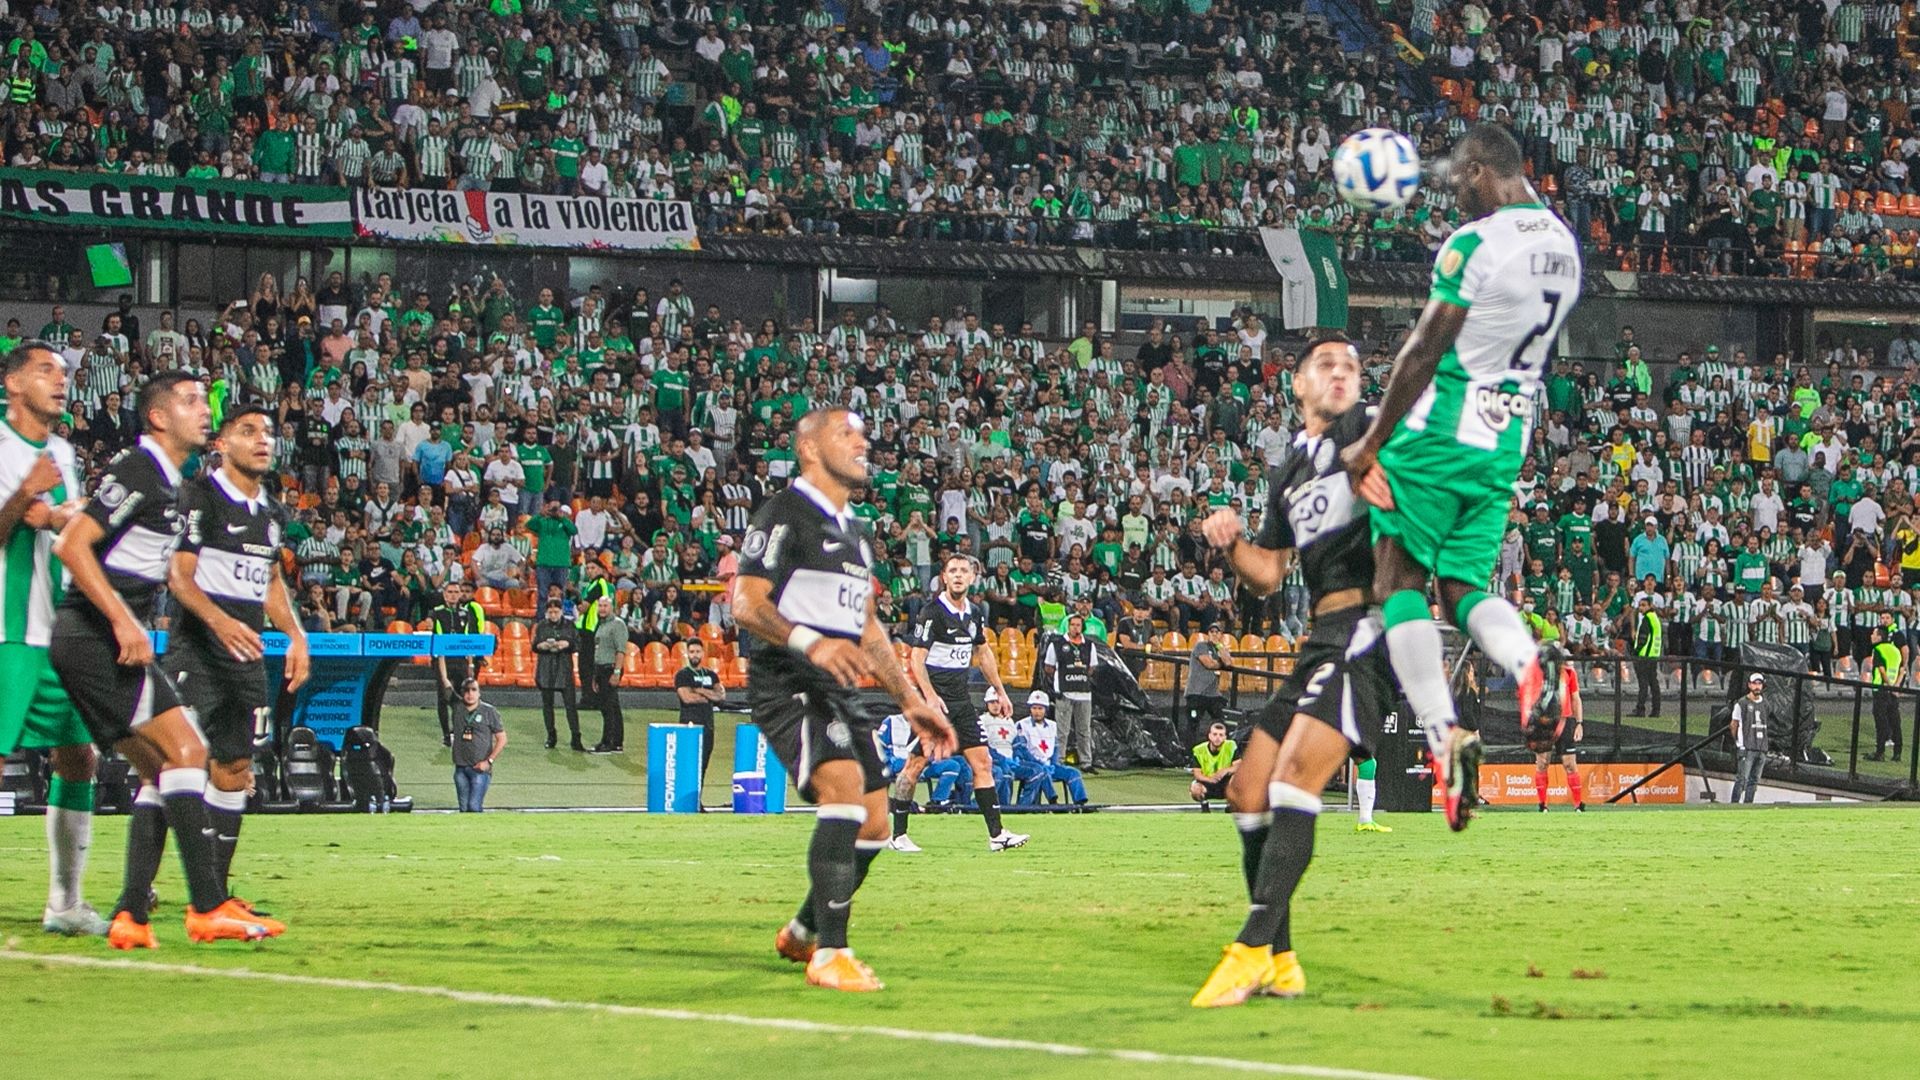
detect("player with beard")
[888,553,1026,853]
[737,408,953,992]
[106,403,312,946]
[50,371,279,947]
[1191,333,1397,1007]
[0,341,110,937]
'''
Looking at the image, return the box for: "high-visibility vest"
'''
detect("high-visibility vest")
[1872,642,1903,685]
[577,577,612,632]
[1636,611,1663,657]
[1192,739,1236,775]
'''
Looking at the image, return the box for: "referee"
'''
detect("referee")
[736,408,951,993]
[430,580,486,745]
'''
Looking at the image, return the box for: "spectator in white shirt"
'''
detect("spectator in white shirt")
[483,445,525,506]
[575,495,613,550]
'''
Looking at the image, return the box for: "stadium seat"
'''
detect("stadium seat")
[1159,631,1187,653]
[473,587,505,618]
[501,620,529,641]
[726,655,750,687]
[639,642,673,688]
[281,727,337,807]
[506,589,538,618]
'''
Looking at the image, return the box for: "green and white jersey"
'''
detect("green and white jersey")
[1403,201,1582,457]
[0,423,78,645]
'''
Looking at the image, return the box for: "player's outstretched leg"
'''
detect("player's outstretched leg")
[1354,758,1390,833]
[1379,587,1479,830]
[1450,587,1550,725]
[42,744,109,936]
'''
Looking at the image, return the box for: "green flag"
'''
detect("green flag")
[85,243,132,288]
[1261,227,1348,330]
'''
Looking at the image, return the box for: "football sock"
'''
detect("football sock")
[1355,757,1378,825]
[804,804,865,950]
[1534,767,1550,808]
[44,776,94,912]
[1233,811,1272,899]
[115,785,168,923]
[975,785,1004,836]
[852,839,884,893]
[1458,591,1539,677]
[1382,591,1457,728]
[1236,782,1319,951]
[889,796,911,837]
[1566,770,1584,808]
[205,786,248,895]
[157,768,227,914]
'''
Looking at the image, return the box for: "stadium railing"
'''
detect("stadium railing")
[1118,644,1920,800]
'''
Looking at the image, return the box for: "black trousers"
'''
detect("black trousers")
[1184,694,1225,749]
[595,665,625,748]
[1633,657,1662,714]
[541,684,582,745]
[1873,689,1903,754]
[435,661,470,739]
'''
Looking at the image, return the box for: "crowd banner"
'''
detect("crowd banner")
[354,188,700,251]
[0,169,353,237]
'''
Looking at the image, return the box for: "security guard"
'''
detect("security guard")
[1630,595,1663,718]
[1866,624,1904,762]
[575,559,614,709]
[429,580,487,744]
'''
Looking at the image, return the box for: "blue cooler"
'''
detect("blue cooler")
[647,724,704,813]
[731,772,767,814]
[732,722,788,814]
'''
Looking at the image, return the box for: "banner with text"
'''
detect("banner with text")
[0,169,352,237]
[354,188,699,251]
[1459,763,1687,807]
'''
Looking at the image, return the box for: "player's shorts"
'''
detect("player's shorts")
[927,677,983,751]
[164,639,268,763]
[1528,721,1578,757]
[750,678,888,803]
[0,642,91,754]
[49,612,187,750]
[1257,606,1394,759]
[1372,427,1519,586]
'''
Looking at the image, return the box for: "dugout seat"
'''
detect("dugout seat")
[340,726,411,813]
[281,726,338,808]
[1,749,47,805]
[250,744,291,811]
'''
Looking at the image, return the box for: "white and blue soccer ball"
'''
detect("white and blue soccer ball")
[1332,127,1421,212]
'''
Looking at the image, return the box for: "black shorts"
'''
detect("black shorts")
[927,678,982,751]
[49,611,186,750]
[1257,607,1394,759]
[751,679,888,803]
[1529,720,1578,758]
[164,639,268,762]
[1193,776,1230,800]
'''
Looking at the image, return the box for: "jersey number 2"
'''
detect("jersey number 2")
[1507,290,1562,374]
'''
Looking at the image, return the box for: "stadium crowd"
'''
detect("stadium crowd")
[5,274,1920,697]
[5,1,1920,275]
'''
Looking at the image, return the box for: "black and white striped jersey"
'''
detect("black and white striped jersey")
[1255,404,1376,606]
[737,476,874,692]
[175,467,289,638]
[65,436,184,623]
[911,594,986,688]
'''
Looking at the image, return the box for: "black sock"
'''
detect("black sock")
[114,791,168,923]
[890,797,910,836]
[1236,805,1317,951]
[158,772,228,914]
[796,839,885,934]
[805,812,863,949]
[206,791,245,896]
[975,785,1003,836]
[1235,813,1272,900]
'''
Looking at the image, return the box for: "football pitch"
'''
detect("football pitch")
[2,803,1915,1079]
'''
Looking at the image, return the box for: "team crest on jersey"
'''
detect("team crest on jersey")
[1439,246,1465,278]
[268,520,281,546]
[96,479,128,508]
[1312,438,1336,474]
[742,527,769,559]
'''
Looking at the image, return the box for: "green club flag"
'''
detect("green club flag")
[86,242,132,288]
[1261,227,1349,330]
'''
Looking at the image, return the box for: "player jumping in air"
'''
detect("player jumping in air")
[0,341,109,937]
[109,403,312,947]
[1342,124,1582,831]
[892,553,1027,853]
[1191,333,1398,1008]
[51,372,279,945]
[735,408,954,992]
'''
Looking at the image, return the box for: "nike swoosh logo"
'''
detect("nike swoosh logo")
[826,900,851,910]
[216,835,240,842]
[200,828,217,838]
[823,541,845,552]
[226,523,247,533]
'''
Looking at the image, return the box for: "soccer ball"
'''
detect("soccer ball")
[1332,128,1421,212]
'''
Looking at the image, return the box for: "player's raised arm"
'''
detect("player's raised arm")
[1201,508,1291,597]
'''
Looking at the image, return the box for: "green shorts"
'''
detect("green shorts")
[1371,428,1519,587]
[0,641,91,754]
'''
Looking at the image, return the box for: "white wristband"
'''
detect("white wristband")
[787,625,824,657]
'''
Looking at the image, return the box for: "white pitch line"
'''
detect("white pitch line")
[0,950,1443,1080]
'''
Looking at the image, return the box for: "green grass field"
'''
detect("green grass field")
[1,804,1915,1080]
